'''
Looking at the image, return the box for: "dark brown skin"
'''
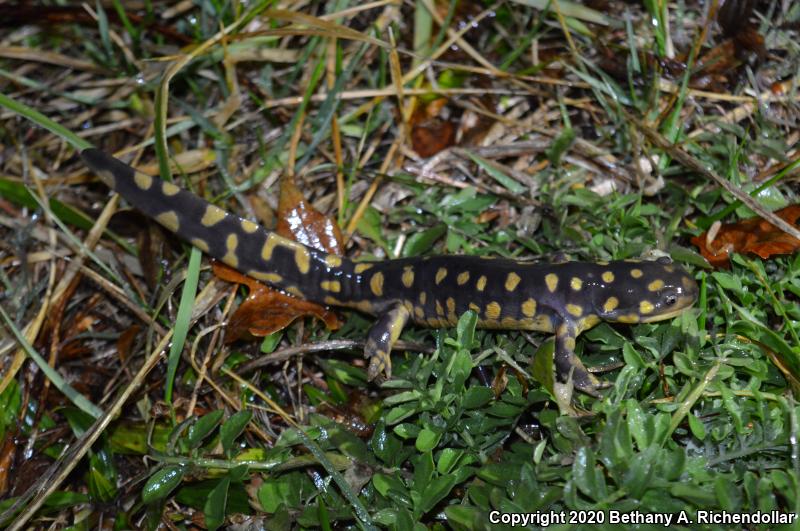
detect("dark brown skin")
[82,148,699,395]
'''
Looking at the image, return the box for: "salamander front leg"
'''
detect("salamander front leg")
[365,304,410,381]
[555,322,602,397]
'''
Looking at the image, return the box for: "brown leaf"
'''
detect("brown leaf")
[215,262,341,342]
[691,205,800,268]
[276,175,343,254]
[116,325,142,363]
[0,434,16,497]
[410,100,457,157]
[411,117,457,157]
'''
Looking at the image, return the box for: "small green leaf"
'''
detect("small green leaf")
[461,387,493,409]
[572,447,604,500]
[186,410,225,449]
[260,332,283,354]
[464,151,526,195]
[621,342,646,369]
[220,410,252,456]
[418,475,458,514]
[545,126,575,165]
[714,475,742,512]
[688,412,706,440]
[142,465,187,503]
[88,453,117,502]
[415,427,442,452]
[203,477,230,531]
[436,448,464,475]
[402,224,447,257]
[356,206,389,253]
[257,471,311,512]
[456,311,478,350]
[412,452,435,492]
[373,473,408,499]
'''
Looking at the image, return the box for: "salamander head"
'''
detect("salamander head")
[591,257,698,324]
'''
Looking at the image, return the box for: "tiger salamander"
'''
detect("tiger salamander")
[81,149,698,395]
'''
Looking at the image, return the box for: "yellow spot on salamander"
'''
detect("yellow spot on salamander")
[294,248,310,274]
[402,266,415,288]
[639,300,655,314]
[664,265,676,273]
[190,238,209,252]
[155,211,180,232]
[617,313,640,324]
[577,315,601,333]
[419,292,427,305]
[325,255,343,268]
[354,300,374,313]
[563,337,576,350]
[570,277,583,291]
[435,267,448,285]
[250,271,282,284]
[545,273,558,293]
[468,302,480,313]
[566,304,583,317]
[321,280,341,293]
[414,306,425,321]
[162,181,180,196]
[505,272,521,292]
[457,271,470,285]
[286,286,304,298]
[355,263,373,274]
[476,275,487,292]
[261,234,281,262]
[241,220,259,233]
[201,205,227,227]
[648,279,665,291]
[602,271,615,283]
[403,300,414,313]
[370,272,384,296]
[631,268,643,279]
[521,298,537,317]
[486,301,502,320]
[603,297,619,313]
[500,316,517,328]
[682,276,695,290]
[134,171,153,190]
[435,300,444,316]
[223,233,239,268]
[446,297,456,315]
[323,295,341,305]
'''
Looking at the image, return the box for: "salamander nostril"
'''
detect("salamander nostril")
[665,295,677,306]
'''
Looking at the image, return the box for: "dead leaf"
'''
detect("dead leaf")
[0,434,16,497]
[411,116,457,158]
[691,205,800,268]
[215,262,341,342]
[276,176,343,254]
[410,98,457,157]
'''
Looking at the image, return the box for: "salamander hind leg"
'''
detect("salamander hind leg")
[365,304,410,381]
[555,322,602,397]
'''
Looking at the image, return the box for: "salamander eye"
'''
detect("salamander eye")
[664,293,677,306]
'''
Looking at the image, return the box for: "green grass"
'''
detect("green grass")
[0,1,799,529]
